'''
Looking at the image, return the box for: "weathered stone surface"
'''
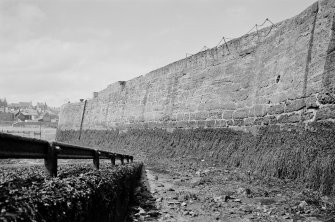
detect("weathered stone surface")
[317,92,335,105]
[315,105,335,121]
[215,119,227,128]
[267,104,285,115]
[222,111,234,120]
[305,96,319,108]
[285,99,305,112]
[301,111,315,121]
[278,113,301,123]
[253,105,266,117]
[233,109,249,119]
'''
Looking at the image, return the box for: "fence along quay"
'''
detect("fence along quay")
[0,132,133,177]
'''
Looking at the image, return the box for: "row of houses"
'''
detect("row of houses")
[15,110,58,123]
[0,99,59,124]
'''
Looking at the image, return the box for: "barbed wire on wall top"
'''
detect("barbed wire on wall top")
[184,18,275,59]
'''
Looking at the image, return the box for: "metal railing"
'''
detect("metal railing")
[0,133,133,177]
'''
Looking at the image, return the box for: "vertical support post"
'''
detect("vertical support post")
[111,154,115,166]
[130,156,134,163]
[93,150,100,170]
[78,100,87,140]
[120,155,124,165]
[126,156,130,163]
[44,144,58,177]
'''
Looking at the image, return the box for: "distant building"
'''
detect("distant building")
[36,102,48,112]
[38,111,59,123]
[0,98,8,109]
[15,109,39,122]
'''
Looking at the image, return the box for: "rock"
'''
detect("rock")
[224,195,232,202]
[233,199,242,203]
[195,171,201,176]
[154,175,158,180]
[138,207,146,215]
[181,202,187,207]
[245,188,251,195]
[168,188,175,191]
[298,201,308,209]
[172,195,178,200]
[237,187,251,196]
[148,210,160,217]
[189,211,198,217]
[157,184,165,187]
[213,195,223,202]
[156,197,163,202]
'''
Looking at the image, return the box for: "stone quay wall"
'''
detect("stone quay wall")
[58,0,335,134]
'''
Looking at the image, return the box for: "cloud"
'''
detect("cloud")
[0,1,46,43]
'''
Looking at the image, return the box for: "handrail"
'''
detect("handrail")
[0,133,133,177]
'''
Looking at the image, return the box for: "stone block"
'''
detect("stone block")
[317,92,335,105]
[190,112,197,121]
[244,117,255,126]
[208,111,222,120]
[176,121,189,128]
[176,113,184,121]
[188,120,197,128]
[263,116,277,125]
[184,113,190,121]
[222,110,234,119]
[197,120,206,128]
[254,104,266,117]
[301,111,315,121]
[278,113,300,123]
[233,108,249,119]
[305,96,318,109]
[222,103,237,110]
[195,112,209,120]
[285,99,305,112]
[205,120,216,128]
[254,117,264,125]
[315,105,335,121]
[233,119,244,126]
[227,119,234,126]
[215,119,227,127]
[267,104,285,115]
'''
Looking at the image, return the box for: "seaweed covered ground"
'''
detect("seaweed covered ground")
[128,161,335,222]
[0,162,142,222]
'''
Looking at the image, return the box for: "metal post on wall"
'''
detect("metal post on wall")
[78,100,87,140]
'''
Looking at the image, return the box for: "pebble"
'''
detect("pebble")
[138,207,146,215]
[298,201,308,208]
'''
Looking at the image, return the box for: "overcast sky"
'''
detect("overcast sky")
[0,0,316,107]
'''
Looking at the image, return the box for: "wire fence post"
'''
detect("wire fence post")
[111,154,116,166]
[93,150,100,170]
[45,144,59,177]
